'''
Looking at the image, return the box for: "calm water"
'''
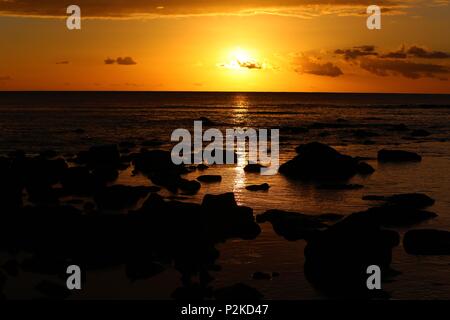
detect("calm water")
[1,92,450,299]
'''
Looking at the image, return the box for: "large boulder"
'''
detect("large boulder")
[94,185,157,210]
[304,211,399,297]
[257,209,326,241]
[404,229,450,255]
[279,142,374,181]
[202,193,261,241]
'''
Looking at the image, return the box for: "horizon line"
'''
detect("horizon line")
[1,90,450,95]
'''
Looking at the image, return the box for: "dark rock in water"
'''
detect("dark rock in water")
[252,271,272,280]
[363,193,435,209]
[133,150,187,193]
[304,210,400,297]
[39,150,58,159]
[142,139,164,147]
[73,128,85,134]
[272,272,280,277]
[202,193,261,241]
[365,206,437,227]
[404,229,450,255]
[214,283,263,300]
[94,185,153,210]
[318,184,363,190]
[171,283,213,300]
[133,150,186,176]
[411,129,431,137]
[257,209,326,241]
[27,186,64,204]
[35,280,70,300]
[198,116,215,126]
[92,166,119,184]
[244,163,266,173]
[197,163,209,171]
[389,124,409,131]
[362,140,376,145]
[2,260,19,277]
[279,142,373,181]
[77,145,121,168]
[352,130,379,138]
[316,213,345,222]
[178,179,201,195]
[126,260,165,282]
[61,166,96,195]
[378,149,422,162]
[280,126,309,134]
[356,162,375,174]
[197,175,222,183]
[245,183,270,191]
[119,141,136,149]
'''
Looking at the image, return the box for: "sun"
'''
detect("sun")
[232,48,251,64]
[220,48,263,71]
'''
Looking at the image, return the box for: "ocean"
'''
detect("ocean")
[1,91,450,299]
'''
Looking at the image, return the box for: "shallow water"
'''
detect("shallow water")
[1,92,449,299]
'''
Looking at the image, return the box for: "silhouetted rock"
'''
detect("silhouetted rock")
[404,229,450,255]
[178,179,201,195]
[244,163,266,173]
[202,193,261,241]
[35,280,70,300]
[363,193,435,209]
[411,129,431,137]
[378,149,422,162]
[39,149,58,159]
[197,175,222,183]
[73,128,85,134]
[61,166,96,195]
[119,141,136,149]
[318,184,363,190]
[214,283,263,300]
[125,260,165,282]
[357,162,375,174]
[252,271,272,280]
[389,124,408,131]
[76,145,121,168]
[316,213,345,222]
[365,206,437,227]
[257,209,326,241]
[94,185,154,210]
[279,142,373,180]
[197,163,209,170]
[198,117,215,126]
[304,210,400,297]
[133,150,187,193]
[142,139,164,147]
[92,166,119,184]
[245,183,270,191]
[352,130,379,138]
[2,260,19,277]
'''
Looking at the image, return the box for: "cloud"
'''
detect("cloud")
[407,46,450,59]
[104,57,137,65]
[360,58,450,79]
[294,55,343,77]
[56,61,69,64]
[0,0,413,19]
[0,76,12,81]
[238,61,263,70]
[104,58,116,65]
[335,46,378,60]
[116,57,137,65]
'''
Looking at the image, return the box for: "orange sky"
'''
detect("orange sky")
[0,0,449,93]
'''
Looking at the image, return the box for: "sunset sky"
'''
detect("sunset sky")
[0,0,449,93]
